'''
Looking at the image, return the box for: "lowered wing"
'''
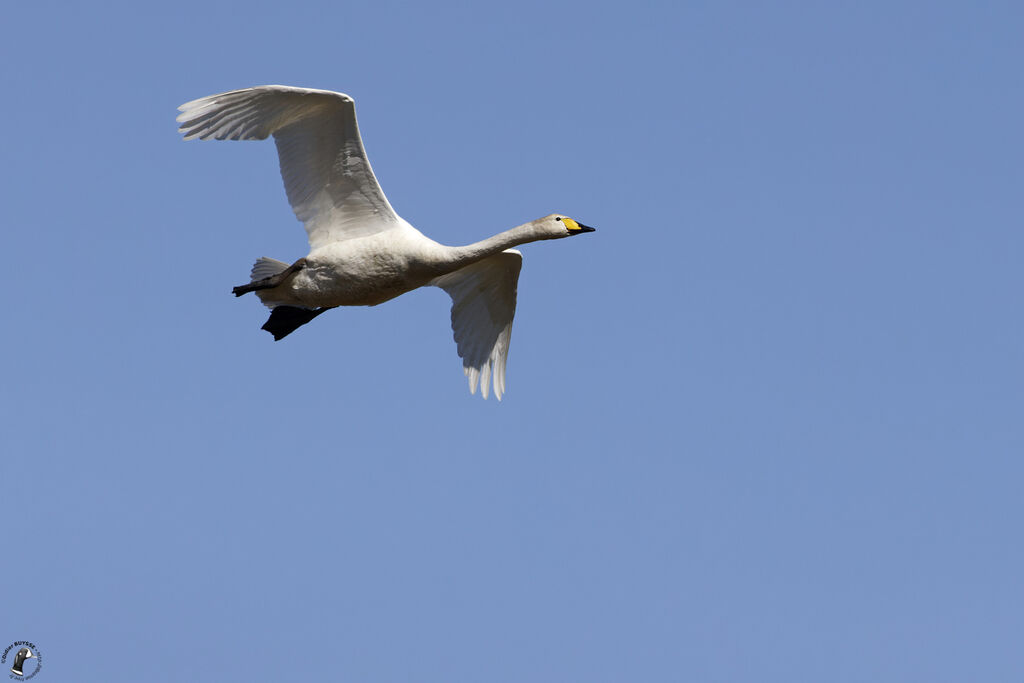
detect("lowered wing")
[433,250,522,400]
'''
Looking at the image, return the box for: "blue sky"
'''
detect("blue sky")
[3,1,1023,680]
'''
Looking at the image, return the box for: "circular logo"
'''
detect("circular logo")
[1,642,42,680]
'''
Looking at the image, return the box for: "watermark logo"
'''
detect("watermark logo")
[1,642,41,680]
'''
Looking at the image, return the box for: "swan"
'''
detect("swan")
[176,86,595,399]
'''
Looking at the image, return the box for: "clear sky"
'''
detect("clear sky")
[3,1,1022,680]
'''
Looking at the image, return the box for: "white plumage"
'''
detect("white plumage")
[177,85,595,399]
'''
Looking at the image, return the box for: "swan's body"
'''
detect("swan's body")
[267,228,444,308]
[177,85,594,399]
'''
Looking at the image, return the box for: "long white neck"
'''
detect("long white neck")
[440,221,554,270]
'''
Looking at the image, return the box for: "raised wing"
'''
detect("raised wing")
[432,250,522,400]
[177,85,401,248]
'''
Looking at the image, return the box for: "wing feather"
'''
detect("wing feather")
[177,85,401,248]
[433,250,522,400]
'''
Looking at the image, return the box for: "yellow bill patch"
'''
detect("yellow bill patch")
[562,217,581,232]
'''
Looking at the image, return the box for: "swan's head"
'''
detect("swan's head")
[539,214,596,239]
[16,648,33,660]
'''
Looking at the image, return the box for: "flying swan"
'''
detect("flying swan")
[177,86,595,399]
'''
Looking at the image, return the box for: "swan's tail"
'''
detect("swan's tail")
[232,257,303,298]
[261,306,330,341]
[231,256,328,339]
[251,257,291,281]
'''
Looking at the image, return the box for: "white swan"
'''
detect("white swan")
[177,86,595,399]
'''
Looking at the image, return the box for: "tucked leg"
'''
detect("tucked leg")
[232,258,308,297]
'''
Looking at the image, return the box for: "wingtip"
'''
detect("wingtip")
[462,364,508,400]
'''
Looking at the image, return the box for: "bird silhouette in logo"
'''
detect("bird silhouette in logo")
[10,647,34,677]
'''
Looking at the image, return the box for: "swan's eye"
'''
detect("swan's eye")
[555,217,562,221]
